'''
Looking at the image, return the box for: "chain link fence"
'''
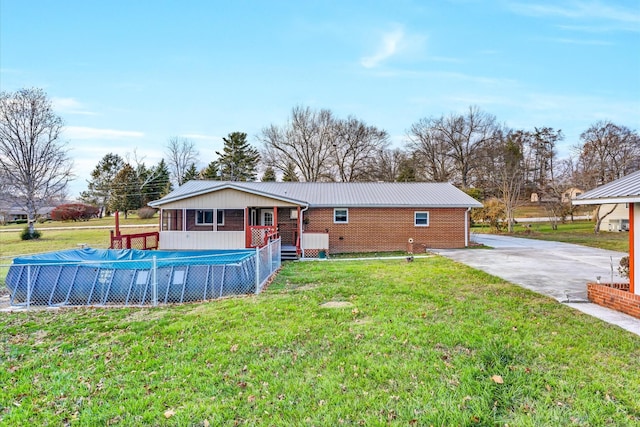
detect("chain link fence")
[1,239,281,309]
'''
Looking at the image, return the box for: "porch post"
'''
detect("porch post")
[630,203,635,294]
[245,207,250,248]
[273,206,278,230]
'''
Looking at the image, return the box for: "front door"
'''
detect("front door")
[261,209,274,226]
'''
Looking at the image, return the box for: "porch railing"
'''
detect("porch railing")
[246,226,279,248]
[110,231,159,250]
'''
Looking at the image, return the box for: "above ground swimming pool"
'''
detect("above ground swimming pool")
[6,245,281,307]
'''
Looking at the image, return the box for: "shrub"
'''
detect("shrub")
[20,227,42,240]
[51,204,100,221]
[137,207,157,219]
[618,256,629,279]
[471,198,505,231]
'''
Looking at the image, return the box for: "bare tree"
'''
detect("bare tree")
[523,127,563,191]
[0,88,73,236]
[574,121,640,189]
[496,131,526,232]
[363,147,408,182]
[406,117,454,182]
[407,106,499,187]
[166,136,199,186]
[331,116,389,182]
[259,106,336,182]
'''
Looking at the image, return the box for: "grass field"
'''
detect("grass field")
[1,258,639,425]
[473,220,630,253]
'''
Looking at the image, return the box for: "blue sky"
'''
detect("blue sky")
[2,0,639,197]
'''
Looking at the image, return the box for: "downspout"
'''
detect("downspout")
[299,205,309,258]
[465,207,471,247]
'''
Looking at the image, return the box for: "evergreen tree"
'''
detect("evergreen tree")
[142,159,172,204]
[200,161,220,180]
[396,157,418,182]
[183,163,199,182]
[216,132,260,181]
[261,166,277,182]
[282,162,299,182]
[110,163,141,219]
[80,153,124,217]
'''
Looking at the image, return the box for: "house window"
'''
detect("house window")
[334,208,348,224]
[196,210,224,226]
[414,211,429,227]
[196,210,214,225]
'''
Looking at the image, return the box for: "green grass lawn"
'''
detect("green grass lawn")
[1,258,639,426]
[473,221,630,253]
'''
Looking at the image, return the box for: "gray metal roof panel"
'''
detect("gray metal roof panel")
[149,181,483,208]
[575,170,640,201]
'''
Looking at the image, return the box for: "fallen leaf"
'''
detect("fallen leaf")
[247,395,256,402]
[164,409,175,418]
[230,344,239,352]
[491,375,504,384]
[203,420,210,427]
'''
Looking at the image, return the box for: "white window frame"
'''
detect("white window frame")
[217,210,225,226]
[196,210,224,226]
[334,208,349,224]
[414,211,429,227]
[196,210,214,225]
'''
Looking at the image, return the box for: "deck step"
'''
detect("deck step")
[281,249,299,261]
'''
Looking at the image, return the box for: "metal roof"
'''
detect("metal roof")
[149,181,483,208]
[574,170,640,205]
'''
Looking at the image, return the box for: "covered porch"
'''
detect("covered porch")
[158,205,306,256]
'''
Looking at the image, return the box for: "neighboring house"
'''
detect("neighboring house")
[574,170,639,299]
[561,187,583,203]
[598,203,629,232]
[0,206,55,224]
[148,181,482,258]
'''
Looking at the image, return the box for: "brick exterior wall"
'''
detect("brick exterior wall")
[587,282,640,319]
[276,208,299,246]
[304,207,469,253]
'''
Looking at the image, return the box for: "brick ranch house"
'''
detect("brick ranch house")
[573,170,640,319]
[148,181,482,258]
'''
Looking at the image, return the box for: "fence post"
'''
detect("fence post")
[26,265,32,310]
[268,239,273,276]
[255,246,260,294]
[152,256,158,307]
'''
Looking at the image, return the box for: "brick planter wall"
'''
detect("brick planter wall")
[587,282,640,319]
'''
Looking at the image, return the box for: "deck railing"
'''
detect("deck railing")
[110,231,159,250]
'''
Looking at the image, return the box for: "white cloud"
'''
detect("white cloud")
[509,1,640,31]
[360,26,424,68]
[540,37,612,45]
[52,97,97,116]
[360,27,409,68]
[180,133,222,141]
[64,126,144,139]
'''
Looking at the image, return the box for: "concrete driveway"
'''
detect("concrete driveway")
[434,234,640,336]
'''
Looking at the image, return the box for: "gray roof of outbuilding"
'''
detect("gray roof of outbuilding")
[574,170,640,204]
[149,181,483,208]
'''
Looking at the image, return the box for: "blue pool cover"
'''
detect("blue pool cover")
[7,248,259,306]
[11,248,255,267]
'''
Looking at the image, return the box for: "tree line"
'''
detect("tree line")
[2,88,639,235]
